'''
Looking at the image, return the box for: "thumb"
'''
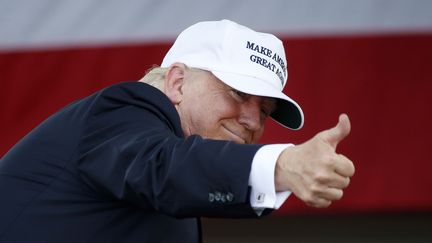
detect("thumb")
[320,114,351,149]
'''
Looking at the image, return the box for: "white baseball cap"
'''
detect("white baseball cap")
[161,19,304,130]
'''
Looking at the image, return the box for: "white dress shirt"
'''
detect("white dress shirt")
[248,144,293,214]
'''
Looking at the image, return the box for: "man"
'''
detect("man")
[0,20,354,242]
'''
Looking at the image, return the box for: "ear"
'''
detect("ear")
[164,63,187,104]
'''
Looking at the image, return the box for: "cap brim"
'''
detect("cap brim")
[211,70,304,130]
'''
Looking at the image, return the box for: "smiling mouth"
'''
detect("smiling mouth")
[222,125,247,144]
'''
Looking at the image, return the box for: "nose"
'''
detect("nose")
[238,97,264,132]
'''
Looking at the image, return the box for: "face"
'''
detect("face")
[174,68,276,144]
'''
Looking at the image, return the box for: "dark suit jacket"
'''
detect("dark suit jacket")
[0,82,265,242]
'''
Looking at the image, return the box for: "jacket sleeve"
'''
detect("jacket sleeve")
[75,83,264,219]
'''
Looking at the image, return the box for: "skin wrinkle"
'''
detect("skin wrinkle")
[170,65,276,145]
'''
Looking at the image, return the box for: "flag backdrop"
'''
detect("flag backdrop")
[1,0,432,214]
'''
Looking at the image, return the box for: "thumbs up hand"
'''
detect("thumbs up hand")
[275,114,355,208]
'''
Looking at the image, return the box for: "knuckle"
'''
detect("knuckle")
[322,154,336,167]
[314,172,330,184]
[323,200,332,208]
[302,192,316,205]
[315,200,332,208]
[303,193,332,208]
[306,201,318,208]
[309,183,323,195]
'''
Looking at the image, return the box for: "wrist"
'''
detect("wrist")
[275,146,294,192]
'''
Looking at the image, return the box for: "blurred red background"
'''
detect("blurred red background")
[1,0,431,215]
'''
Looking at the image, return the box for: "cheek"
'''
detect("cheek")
[185,100,220,133]
[195,98,239,134]
[201,93,239,119]
[199,104,234,127]
[213,99,240,122]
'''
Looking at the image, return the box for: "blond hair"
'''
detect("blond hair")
[138,66,168,90]
[139,65,208,90]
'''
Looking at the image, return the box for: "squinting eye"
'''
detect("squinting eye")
[261,108,271,117]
